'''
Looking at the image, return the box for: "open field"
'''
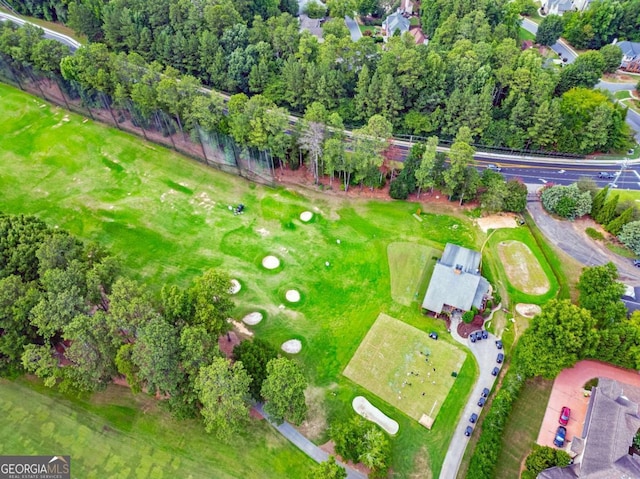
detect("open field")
[0,378,311,478]
[344,314,466,423]
[494,377,553,479]
[485,226,559,305]
[0,83,482,476]
[388,242,437,306]
[496,240,550,295]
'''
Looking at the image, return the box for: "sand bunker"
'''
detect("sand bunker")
[300,211,313,222]
[476,214,518,233]
[286,289,301,302]
[242,312,263,325]
[227,318,254,337]
[229,279,241,294]
[262,255,280,269]
[282,339,302,353]
[516,303,542,318]
[352,396,399,435]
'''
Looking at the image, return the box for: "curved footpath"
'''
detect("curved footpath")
[438,315,502,479]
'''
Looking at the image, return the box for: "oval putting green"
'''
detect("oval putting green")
[497,240,550,295]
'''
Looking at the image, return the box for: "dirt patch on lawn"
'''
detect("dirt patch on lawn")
[409,446,433,479]
[516,303,542,318]
[297,386,327,442]
[476,214,518,233]
[497,240,550,295]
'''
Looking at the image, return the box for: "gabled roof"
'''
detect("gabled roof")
[422,244,488,313]
[384,11,410,36]
[617,41,640,59]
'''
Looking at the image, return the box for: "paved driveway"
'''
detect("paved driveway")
[344,16,362,42]
[520,18,577,63]
[439,316,502,479]
[537,360,640,449]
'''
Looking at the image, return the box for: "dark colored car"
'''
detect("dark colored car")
[554,426,567,447]
[478,397,486,407]
[598,172,615,179]
[497,353,504,363]
[469,413,478,423]
[559,406,571,426]
[633,259,640,268]
[429,332,438,340]
[482,387,490,398]
[475,331,482,341]
[465,425,473,436]
[481,330,488,339]
[470,333,476,343]
[496,340,503,349]
[491,366,500,376]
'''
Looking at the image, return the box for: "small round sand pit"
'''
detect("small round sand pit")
[300,211,313,222]
[262,255,280,269]
[229,279,241,294]
[352,396,399,435]
[286,289,301,302]
[516,303,542,318]
[282,339,302,354]
[242,312,263,325]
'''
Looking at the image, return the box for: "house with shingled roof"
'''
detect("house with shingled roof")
[421,243,490,314]
[382,10,410,42]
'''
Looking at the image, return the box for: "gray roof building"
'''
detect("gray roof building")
[421,244,490,314]
[383,11,410,38]
[538,378,640,479]
[618,41,640,61]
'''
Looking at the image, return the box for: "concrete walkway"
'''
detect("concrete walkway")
[255,403,367,479]
[439,314,502,479]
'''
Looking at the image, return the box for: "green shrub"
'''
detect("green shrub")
[304,1,326,18]
[585,227,604,240]
[462,310,475,323]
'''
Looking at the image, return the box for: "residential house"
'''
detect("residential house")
[400,0,414,15]
[541,0,574,16]
[422,243,490,314]
[538,378,640,478]
[382,10,410,41]
[617,41,640,70]
[299,14,324,42]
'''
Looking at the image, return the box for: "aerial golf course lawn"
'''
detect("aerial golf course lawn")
[0,82,549,477]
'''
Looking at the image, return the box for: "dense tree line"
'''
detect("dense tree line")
[2,0,633,155]
[0,213,307,438]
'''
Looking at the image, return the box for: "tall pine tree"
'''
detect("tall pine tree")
[606,206,634,235]
[597,194,619,226]
[590,186,609,220]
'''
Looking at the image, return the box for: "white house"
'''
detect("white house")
[541,0,594,16]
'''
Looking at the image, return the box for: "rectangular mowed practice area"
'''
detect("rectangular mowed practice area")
[344,313,465,426]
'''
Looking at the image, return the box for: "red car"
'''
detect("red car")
[559,406,570,426]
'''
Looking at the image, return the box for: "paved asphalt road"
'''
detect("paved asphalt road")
[0,12,80,51]
[439,317,502,479]
[344,15,362,42]
[521,18,577,63]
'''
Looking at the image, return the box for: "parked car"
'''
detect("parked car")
[559,406,571,426]
[470,333,476,343]
[475,331,483,341]
[482,387,490,398]
[491,366,500,376]
[598,172,616,179]
[497,353,504,363]
[465,425,473,436]
[487,164,502,172]
[496,339,503,349]
[481,330,488,339]
[469,413,478,423]
[478,397,486,407]
[554,426,567,447]
[429,332,438,340]
[633,259,640,268]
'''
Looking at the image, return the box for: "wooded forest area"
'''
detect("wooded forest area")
[1,0,634,157]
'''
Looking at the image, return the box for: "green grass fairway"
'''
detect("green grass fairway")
[388,242,437,306]
[0,83,482,476]
[0,378,311,478]
[497,240,550,295]
[343,314,465,423]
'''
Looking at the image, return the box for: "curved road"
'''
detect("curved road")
[521,18,578,63]
[0,11,80,51]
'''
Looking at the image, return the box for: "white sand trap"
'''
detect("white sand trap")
[286,289,301,302]
[352,396,399,435]
[300,211,313,222]
[229,279,241,294]
[476,214,518,233]
[516,303,542,318]
[227,318,254,337]
[242,312,263,325]
[282,339,302,353]
[262,255,280,269]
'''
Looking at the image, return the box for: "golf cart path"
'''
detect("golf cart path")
[254,403,366,479]
[439,316,502,479]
